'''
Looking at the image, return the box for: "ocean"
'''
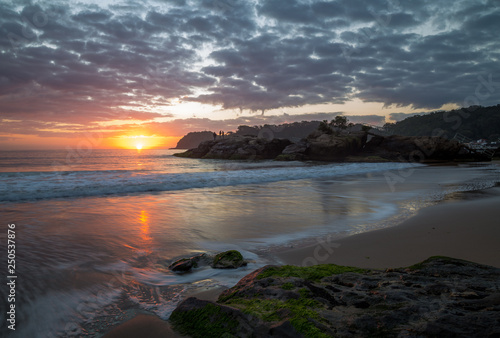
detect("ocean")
[0,149,499,337]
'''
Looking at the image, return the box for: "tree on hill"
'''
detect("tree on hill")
[383,104,500,140]
[317,116,355,135]
[331,116,349,129]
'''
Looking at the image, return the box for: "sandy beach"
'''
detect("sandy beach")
[275,187,500,269]
[104,184,500,337]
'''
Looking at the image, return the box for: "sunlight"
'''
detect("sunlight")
[139,209,152,245]
[136,143,143,150]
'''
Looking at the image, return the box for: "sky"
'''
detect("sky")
[0,0,499,150]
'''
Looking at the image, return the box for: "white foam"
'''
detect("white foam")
[0,162,423,202]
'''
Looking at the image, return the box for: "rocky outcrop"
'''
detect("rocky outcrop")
[175,130,485,162]
[212,250,248,269]
[304,131,367,161]
[363,134,463,161]
[174,136,291,160]
[168,253,211,273]
[170,257,500,337]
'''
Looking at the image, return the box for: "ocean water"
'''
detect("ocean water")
[0,149,499,337]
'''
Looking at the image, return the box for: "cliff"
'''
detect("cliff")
[174,131,215,149]
[170,257,500,337]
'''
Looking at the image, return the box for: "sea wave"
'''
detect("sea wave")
[0,162,422,202]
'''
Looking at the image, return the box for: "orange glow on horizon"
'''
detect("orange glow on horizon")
[107,134,174,149]
[0,132,182,150]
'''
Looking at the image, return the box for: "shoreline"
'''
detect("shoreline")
[103,164,500,337]
[274,186,500,269]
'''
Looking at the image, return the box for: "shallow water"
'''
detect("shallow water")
[0,150,498,337]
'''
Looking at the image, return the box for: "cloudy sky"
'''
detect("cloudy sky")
[0,0,498,149]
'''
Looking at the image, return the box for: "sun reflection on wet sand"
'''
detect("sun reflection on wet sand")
[139,209,153,246]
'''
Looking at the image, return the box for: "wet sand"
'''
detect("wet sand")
[103,314,186,338]
[275,187,500,269]
[102,286,227,337]
[103,180,500,337]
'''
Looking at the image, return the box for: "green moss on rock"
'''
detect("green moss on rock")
[212,250,247,269]
[281,282,295,290]
[406,255,471,270]
[224,293,328,337]
[172,257,500,337]
[170,302,238,338]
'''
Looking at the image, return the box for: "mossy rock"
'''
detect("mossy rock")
[257,264,366,281]
[172,257,500,337]
[170,298,243,337]
[212,250,247,269]
[169,253,210,273]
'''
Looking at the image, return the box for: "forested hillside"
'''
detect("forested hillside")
[384,105,500,141]
[174,131,214,149]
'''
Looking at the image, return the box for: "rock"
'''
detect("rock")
[171,257,500,337]
[268,320,304,338]
[174,127,475,163]
[282,141,308,155]
[174,136,291,160]
[170,297,260,337]
[168,258,193,273]
[212,250,247,269]
[305,132,367,161]
[173,140,217,158]
[168,253,210,273]
[276,142,308,161]
[364,135,463,162]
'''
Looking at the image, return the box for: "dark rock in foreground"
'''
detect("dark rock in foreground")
[168,251,248,273]
[212,250,248,269]
[169,253,211,273]
[170,257,500,337]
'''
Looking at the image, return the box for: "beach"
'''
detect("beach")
[1,150,499,337]
[106,182,500,337]
[275,186,500,269]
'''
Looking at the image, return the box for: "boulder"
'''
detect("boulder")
[168,258,193,273]
[168,253,211,273]
[174,136,291,160]
[173,140,216,158]
[305,132,367,161]
[171,257,500,337]
[212,250,247,269]
[364,135,463,161]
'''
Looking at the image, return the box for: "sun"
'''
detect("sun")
[136,143,143,150]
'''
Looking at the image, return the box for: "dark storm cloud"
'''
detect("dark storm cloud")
[0,0,499,138]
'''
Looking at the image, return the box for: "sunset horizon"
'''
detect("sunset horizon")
[2,1,498,150]
[1,2,499,337]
